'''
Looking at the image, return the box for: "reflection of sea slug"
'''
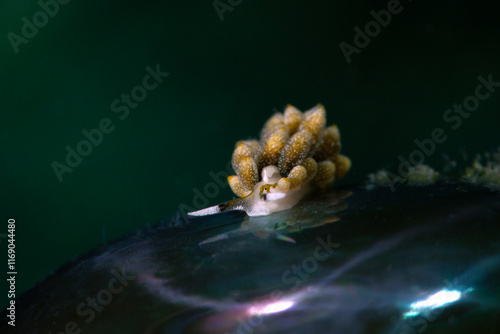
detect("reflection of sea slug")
[190,104,351,217]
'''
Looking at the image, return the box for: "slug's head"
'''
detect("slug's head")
[189,104,351,218]
[223,165,311,216]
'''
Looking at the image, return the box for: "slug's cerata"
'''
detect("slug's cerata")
[189,104,351,217]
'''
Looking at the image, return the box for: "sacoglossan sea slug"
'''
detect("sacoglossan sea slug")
[189,104,351,217]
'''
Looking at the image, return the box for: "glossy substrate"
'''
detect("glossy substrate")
[3,182,500,333]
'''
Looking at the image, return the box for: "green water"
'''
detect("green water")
[1,0,499,310]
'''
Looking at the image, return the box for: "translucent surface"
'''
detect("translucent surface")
[3,182,500,333]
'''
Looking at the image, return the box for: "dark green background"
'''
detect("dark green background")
[1,0,499,310]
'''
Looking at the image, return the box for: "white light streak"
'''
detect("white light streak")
[403,289,462,318]
[248,301,294,315]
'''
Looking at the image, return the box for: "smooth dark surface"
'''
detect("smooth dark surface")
[2,182,500,333]
[2,1,500,304]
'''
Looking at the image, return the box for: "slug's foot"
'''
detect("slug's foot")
[197,188,352,246]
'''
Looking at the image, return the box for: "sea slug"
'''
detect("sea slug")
[189,104,351,217]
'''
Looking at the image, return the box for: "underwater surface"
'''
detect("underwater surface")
[2,1,500,332]
[2,181,499,333]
